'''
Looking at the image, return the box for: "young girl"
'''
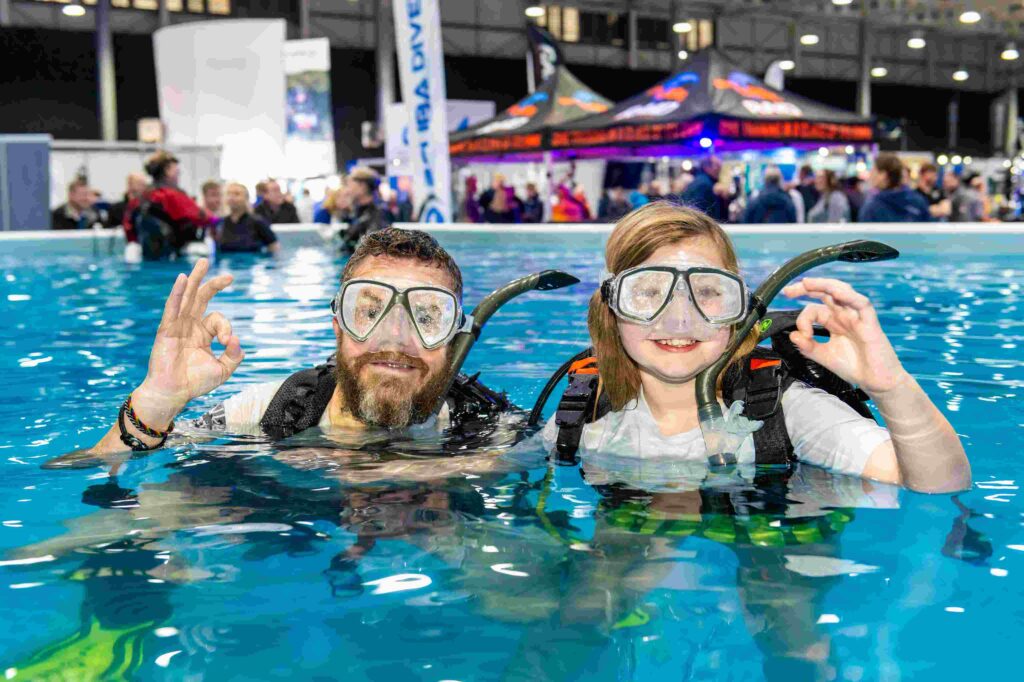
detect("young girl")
[546,202,970,493]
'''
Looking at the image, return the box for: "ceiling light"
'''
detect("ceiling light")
[677,50,689,60]
[818,147,830,157]
[699,137,713,149]
[1003,159,1012,169]
[832,0,853,5]
[845,145,855,154]
[673,21,693,33]
[907,31,926,49]
[525,6,545,18]
[959,11,981,24]
[682,160,693,171]
[800,33,820,46]
[951,155,963,165]
[870,66,888,78]
[937,154,949,165]
[779,59,796,71]
[964,156,973,165]
[1002,43,1020,60]
[62,3,86,16]
[952,69,969,82]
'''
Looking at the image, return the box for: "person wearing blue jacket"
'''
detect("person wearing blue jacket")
[859,153,933,223]
[741,166,797,224]
[680,156,726,221]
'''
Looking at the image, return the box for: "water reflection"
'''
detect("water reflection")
[6,438,915,681]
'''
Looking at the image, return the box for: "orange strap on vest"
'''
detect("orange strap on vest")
[568,357,600,376]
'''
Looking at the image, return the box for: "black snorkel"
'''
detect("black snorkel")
[433,270,581,415]
[697,240,900,466]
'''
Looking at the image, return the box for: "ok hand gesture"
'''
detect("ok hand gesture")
[137,258,244,414]
[782,277,908,396]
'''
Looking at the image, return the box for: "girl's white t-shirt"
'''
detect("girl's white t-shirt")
[541,380,891,477]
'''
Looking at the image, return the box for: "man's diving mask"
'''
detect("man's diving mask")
[601,264,748,329]
[331,279,470,350]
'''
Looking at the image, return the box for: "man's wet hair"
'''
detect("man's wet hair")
[341,228,464,298]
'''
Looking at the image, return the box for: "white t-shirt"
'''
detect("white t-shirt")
[541,381,891,478]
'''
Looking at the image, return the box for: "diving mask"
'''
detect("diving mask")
[331,279,470,350]
[601,263,748,330]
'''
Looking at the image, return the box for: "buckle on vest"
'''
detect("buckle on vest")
[739,366,784,420]
[555,374,599,428]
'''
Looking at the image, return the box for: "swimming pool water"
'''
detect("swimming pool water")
[0,229,1022,681]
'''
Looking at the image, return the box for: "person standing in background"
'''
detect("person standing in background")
[520,182,544,223]
[914,163,951,220]
[859,153,932,223]
[479,173,520,223]
[341,166,391,251]
[806,169,851,223]
[842,176,865,222]
[51,178,100,230]
[793,164,820,216]
[254,179,300,225]
[741,166,796,224]
[597,186,632,222]
[679,156,725,221]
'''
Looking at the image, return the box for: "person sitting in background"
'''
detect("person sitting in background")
[341,166,390,252]
[216,183,279,255]
[107,173,147,229]
[793,164,820,216]
[479,174,520,223]
[859,153,932,223]
[123,150,218,259]
[741,165,796,224]
[520,182,544,223]
[201,180,224,219]
[680,156,726,221]
[52,178,100,230]
[597,186,632,222]
[842,176,865,222]
[914,163,950,220]
[254,179,300,225]
[806,169,851,223]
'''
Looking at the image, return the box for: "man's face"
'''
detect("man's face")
[68,185,92,211]
[203,185,223,214]
[127,176,147,197]
[333,256,456,429]
[943,173,959,192]
[919,169,936,190]
[225,185,248,212]
[265,181,284,207]
[706,158,722,180]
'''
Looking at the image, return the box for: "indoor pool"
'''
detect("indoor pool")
[1,227,1022,681]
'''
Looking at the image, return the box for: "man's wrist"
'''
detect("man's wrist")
[131,383,187,431]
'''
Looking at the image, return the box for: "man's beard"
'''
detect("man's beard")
[334,349,450,429]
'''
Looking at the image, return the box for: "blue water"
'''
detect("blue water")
[0,229,1022,681]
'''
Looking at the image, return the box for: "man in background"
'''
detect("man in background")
[51,178,100,230]
[341,166,390,252]
[201,180,225,219]
[741,166,796,224]
[680,156,725,221]
[793,164,820,216]
[255,179,301,225]
[914,163,950,220]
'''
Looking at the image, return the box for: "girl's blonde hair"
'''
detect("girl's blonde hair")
[588,201,760,410]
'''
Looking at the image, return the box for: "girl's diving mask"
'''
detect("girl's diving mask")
[601,262,748,333]
[331,279,469,350]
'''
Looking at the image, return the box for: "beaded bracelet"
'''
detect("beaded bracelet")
[117,395,173,452]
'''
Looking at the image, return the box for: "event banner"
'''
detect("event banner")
[154,19,286,186]
[527,24,563,87]
[392,0,452,222]
[282,38,337,179]
[384,100,495,177]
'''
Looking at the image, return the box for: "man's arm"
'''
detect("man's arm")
[83,259,244,456]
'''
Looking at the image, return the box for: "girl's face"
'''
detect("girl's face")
[616,238,735,387]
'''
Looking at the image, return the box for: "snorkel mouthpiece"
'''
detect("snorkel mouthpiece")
[696,240,899,467]
[433,269,581,415]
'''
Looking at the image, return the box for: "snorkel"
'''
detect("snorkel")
[432,270,581,414]
[697,240,900,466]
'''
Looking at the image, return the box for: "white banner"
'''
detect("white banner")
[384,100,495,177]
[392,0,452,222]
[283,38,337,178]
[154,20,286,187]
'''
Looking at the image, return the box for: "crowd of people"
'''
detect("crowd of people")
[448,153,1004,226]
